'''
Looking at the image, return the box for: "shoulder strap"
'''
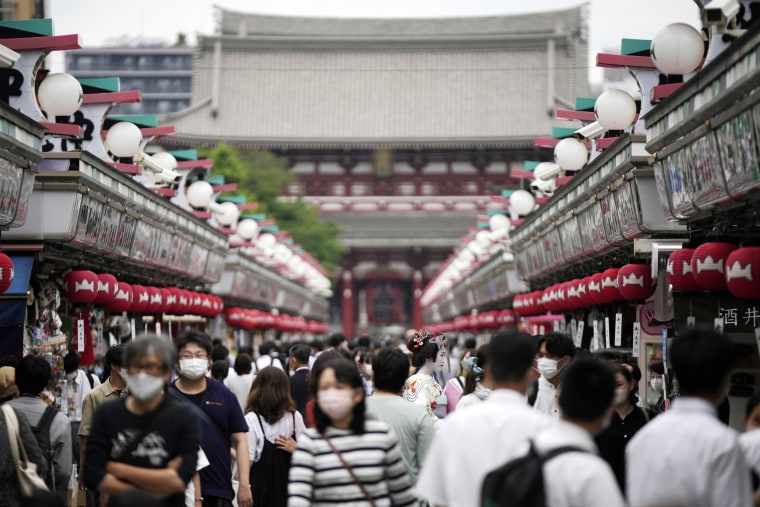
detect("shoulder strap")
[291,411,296,439]
[35,405,58,434]
[540,444,589,462]
[255,412,266,433]
[322,433,377,507]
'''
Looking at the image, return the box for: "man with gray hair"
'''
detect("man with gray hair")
[84,335,199,507]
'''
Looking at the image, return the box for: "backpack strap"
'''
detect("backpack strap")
[540,444,588,462]
[34,405,59,436]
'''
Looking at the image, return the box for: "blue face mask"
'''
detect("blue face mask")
[94,366,104,378]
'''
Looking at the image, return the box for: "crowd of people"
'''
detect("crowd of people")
[0,325,759,506]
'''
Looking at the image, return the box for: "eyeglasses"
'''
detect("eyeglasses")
[178,353,208,360]
[126,362,165,376]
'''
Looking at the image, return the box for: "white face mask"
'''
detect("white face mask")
[650,378,664,392]
[65,371,77,382]
[613,387,629,405]
[317,388,355,421]
[124,372,164,402]
[536,357,563,380]
[364,364,373,376]
[179,358,208,380]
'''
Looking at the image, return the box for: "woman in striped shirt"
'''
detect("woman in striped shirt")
[288,358,416,506]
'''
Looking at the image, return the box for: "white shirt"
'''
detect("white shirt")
[416,389,554,507]
[255,354,284,373]
[533,375,560,419]
[740,429,760,480]
[67,369,99,422]
[534,420,626,507]
[626,397,753,507]
[227,373,255,411]
[245,410,305,462]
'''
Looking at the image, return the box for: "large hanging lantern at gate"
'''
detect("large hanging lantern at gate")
[65,270,99,305]
[691,242,738,291]
[94,274,118,305]
[726,247,760,299]
[617,264,655,301]
[666,248,700,292]
[0,253,13,295]
[107,282,133,313]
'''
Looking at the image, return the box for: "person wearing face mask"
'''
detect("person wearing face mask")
[169,331,252,507]
[288,358,416,506]
[533,332,576,419]
[528,359,627,507]
[626,327,752,507]
[83,335,200,507]
[77,344,129,507]
[402,329,449,427]
[594,364,648,493]
[353,347,375,397]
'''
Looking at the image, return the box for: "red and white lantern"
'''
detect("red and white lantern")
[226,307,245,327]
[177,290,191,315]
[94,274,118,305]
[162,288,177,314]
[0,253,14,295]
[726,247,760,299]
[691,242,738,291]
[144,287,163,314]
[587,273,605,305]
[499,309,517,326]
[617,264,655,301]
[600,268,622,303]
[667,248,700,292]
[107,282,133,313]
[129,285,150,313]
[65,270,99,305]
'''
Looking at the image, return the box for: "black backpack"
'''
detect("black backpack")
[31,405,59,491]
[481,440,587,507]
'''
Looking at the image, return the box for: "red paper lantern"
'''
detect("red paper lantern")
[691,242,738,291]
[600,268,622,303]
[566,279,581,310]
[189,292,203,315]
[143,287,163,314]
[177,290,191,315]
[532,290,546,314]
[499,309,517,326]
[65,270,99,305]
[162,288,178,314]
[0,253,13,295]
[587,273,605,305]
[577,277,592,308]
[545,284,559,313]
[94,274,118,305]
[129,285,149,313]
[726,247,760,299]
[226,307,245,327]
[617,264,656,301]
[211,296,223,316]
[512,294,524,314]
[107,282,133,313]
[556,282,570,311]
[666,248,700,292]
[200,294,214,317]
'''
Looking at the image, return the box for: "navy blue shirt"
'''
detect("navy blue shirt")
[169,377,248,500]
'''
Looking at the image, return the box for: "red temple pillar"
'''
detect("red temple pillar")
[341,270,355,338]
[412,270,423,330]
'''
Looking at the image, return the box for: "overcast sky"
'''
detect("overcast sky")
[48,0,701,81]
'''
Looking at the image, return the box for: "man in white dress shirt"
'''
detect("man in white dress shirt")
[626,327,753,507]
[533,358,626,507]
[416,331,554,507]
[534,332,576,419]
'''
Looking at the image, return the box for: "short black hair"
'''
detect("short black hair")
[488,331,536,383]
[329,333,346,349]
[559,359,616,421]
[671,326,735,397]
[289,344,311,366]
[538,332,576,359]
[211,360,229,380]
[373,348,411,393]
[310,339,325,352]
[175,330,212,356]
[357,335,371,349]
[105,344,124,368]
[211,344,229,362]
[746,392,760,419]
[464,337,477,350]
[63,351,81,373]
[234,353,252,375]
[259,341,277,356]
[16,355,52,395]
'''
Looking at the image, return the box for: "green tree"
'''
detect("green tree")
[199,143,344,274]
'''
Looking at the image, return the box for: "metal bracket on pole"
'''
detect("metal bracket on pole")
[633,238,685,279]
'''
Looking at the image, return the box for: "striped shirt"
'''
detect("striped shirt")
[288,420,416,506]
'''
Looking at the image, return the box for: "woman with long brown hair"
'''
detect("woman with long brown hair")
[244,366,305,507]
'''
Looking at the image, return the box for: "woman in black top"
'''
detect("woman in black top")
[595,364,648,494]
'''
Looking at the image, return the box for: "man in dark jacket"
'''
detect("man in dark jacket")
[288,343,311,418]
